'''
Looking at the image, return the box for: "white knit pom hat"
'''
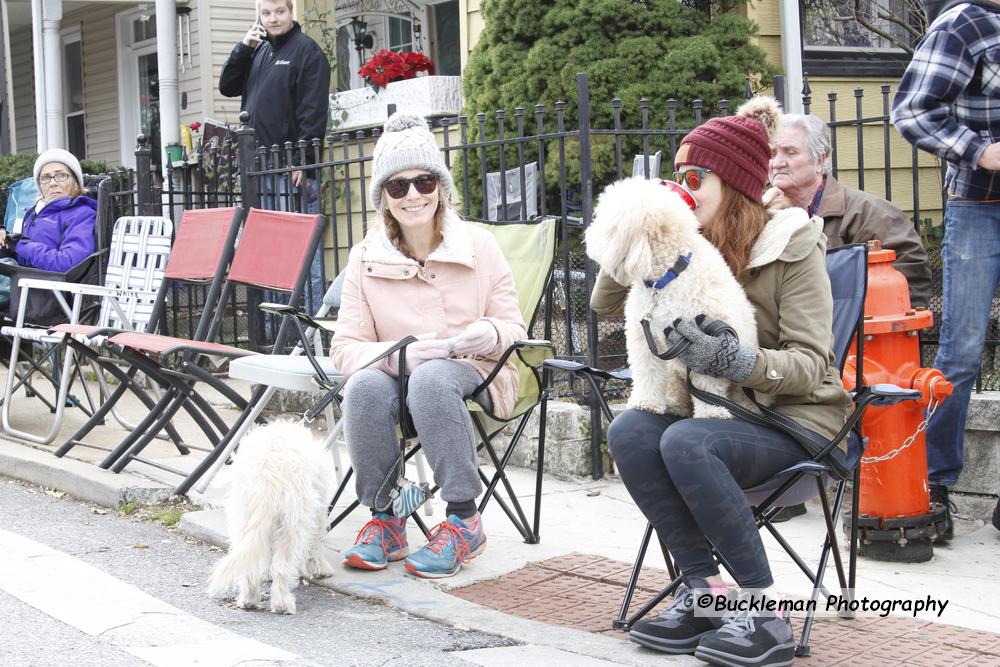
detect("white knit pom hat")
[34,148,85,190]
[369,112,453,210]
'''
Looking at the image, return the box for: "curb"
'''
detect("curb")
[179,508,697,666]
[0,440,173,508]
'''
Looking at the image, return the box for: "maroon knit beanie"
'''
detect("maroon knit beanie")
[674,96,782,202]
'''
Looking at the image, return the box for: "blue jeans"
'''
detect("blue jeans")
[260,176,325,314]
[926,198,1000,487]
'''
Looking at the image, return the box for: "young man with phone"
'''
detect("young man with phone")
[220,0,330,309]
[220,0,329,186]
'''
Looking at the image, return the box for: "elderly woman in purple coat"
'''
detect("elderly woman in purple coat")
[0,149,96,308]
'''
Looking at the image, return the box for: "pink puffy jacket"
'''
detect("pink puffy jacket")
[329,211,526,418]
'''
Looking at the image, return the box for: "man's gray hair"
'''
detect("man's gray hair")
[778,114,832,175]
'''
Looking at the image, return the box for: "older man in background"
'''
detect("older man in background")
[766,113,932,522]
[769,114,931,308]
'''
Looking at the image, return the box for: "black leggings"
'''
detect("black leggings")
[608,409,809,589]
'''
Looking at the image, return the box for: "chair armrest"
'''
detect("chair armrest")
[259,302,331,331]
[869,384,922,407]
[469,340,554,400]
[15,278,157,301]
[0,250,106,283]
[543,358,632,382]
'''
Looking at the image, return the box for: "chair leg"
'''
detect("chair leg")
[111,391,222,473]
[795,478,844,657]
[534,390,548,541]
[657,537,678,580]
[474,414,538,543]
[849,466,861,592]
[614,522,655,630]
[178,387,271,496]
[99,390,180,468]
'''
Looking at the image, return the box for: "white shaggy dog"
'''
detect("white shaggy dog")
[586,177,758,420]
[207,420,336,614]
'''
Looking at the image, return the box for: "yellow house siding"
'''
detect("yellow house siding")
[460,0,484,68]
[803,80,946,224]
[11,30,35,153]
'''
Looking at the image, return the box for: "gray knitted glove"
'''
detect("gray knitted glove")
[663,315,757,382]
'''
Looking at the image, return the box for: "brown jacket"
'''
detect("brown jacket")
[591,209,853,442]
[329,211,526,418]
[816,176,931,308]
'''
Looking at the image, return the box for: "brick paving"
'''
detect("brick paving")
[450,553,1000,666]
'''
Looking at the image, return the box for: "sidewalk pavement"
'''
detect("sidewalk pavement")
[2,367,1000,666]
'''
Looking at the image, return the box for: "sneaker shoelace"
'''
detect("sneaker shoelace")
[660,586,694,620]
[354,517,405,553]
[718,594,756,637]
[423,521,472,563]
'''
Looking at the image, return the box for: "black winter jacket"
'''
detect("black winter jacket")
[219,23,330,159]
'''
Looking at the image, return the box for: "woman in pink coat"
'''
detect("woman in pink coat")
[329,113,526,579]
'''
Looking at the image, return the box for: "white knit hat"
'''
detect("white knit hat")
[369,113,453,210]
[34,148,84,190]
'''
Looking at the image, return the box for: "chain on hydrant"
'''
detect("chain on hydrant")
[841,241,953,563]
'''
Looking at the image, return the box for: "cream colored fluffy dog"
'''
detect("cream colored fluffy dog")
[586,177,758,419]
[207,421,336,614]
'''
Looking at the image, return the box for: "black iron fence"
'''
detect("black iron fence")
[103,72,996,393]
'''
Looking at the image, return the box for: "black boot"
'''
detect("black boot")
[770,503,807,523]
[929,484,954,542]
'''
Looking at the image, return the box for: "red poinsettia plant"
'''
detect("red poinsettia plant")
[358,49,435,91]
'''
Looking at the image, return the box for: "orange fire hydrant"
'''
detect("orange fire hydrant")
[841,241,953,562]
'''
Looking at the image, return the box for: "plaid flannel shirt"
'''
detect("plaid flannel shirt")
[891,3,1000,201]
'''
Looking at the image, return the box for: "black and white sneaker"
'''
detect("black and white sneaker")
[629,584,716,654]
[695,596,795,667]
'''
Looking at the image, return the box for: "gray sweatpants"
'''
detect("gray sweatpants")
[341,358,491,510]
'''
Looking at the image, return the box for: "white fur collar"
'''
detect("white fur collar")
[364,209,476,268]
[746,208,818,269]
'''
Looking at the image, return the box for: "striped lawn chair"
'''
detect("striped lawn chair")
[1,215,173,445]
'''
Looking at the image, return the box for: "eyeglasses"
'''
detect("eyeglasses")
[384,174,438,199]
[39,172,72,185]
[671,168,712,191]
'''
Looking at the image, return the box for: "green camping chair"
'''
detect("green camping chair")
[319,215,558,543]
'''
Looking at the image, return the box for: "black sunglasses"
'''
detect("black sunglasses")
[384,174,439,199]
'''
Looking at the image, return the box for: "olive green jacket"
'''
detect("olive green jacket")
[591,209,853,442]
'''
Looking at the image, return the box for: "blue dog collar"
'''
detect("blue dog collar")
[643,251,693,290]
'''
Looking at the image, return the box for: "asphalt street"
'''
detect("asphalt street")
[0,476,519,667]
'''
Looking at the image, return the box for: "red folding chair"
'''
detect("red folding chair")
[51,207,246,461]
[100,208,327,487]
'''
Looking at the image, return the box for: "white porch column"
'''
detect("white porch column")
[778,1,804,114]
[155,0,178,171]
[41,0,63,148]
[31,0,45,151]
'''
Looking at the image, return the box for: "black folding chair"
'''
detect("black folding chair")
[546,243,924,656]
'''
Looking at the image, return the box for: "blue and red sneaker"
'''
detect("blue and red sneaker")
[343,512,408,570]
[404,513,486,579]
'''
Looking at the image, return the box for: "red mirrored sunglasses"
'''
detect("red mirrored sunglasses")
[671,168,712,192]
[384,174,439,199]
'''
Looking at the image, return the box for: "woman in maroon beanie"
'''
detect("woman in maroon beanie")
[590,97,851,667]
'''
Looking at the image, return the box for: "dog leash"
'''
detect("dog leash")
[640,251,694,360]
